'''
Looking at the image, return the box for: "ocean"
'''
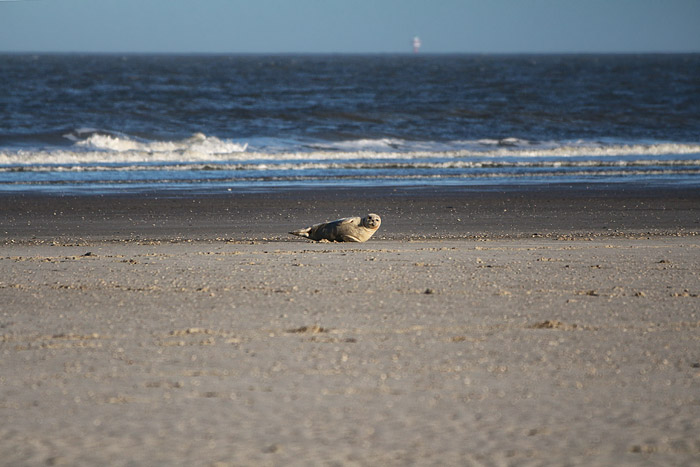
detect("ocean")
[1,53,699,195]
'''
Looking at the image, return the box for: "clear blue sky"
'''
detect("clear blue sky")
[1,0,699,54]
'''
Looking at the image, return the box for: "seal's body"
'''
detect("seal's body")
[289,214,381,242]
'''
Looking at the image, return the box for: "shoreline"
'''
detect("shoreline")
[2,183,699,243]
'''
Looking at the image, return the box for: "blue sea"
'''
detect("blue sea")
[1,53,699,194]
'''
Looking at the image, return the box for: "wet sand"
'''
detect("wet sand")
[1,185,699,465]
[2,183,700,243]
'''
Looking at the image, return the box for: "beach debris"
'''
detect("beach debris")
[531,320,567,329]
[289,214,381,242]
[671,289,698,297]
[530,320,579,330]
[169,328,216,336]
[577,290,599,296]
[286,325,327,334]
[263,444,281,454]
[529,320,598,331]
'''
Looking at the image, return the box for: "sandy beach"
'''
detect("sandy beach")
[1,185,699,466]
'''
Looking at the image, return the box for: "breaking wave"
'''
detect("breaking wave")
[68,130,248,155]
[1,132,699,192]
[1,133,699,166]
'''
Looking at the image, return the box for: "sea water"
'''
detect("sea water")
[1,54,699,194]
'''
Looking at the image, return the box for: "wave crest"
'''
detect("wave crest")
[1,136,699,166]
[72,132,248,156]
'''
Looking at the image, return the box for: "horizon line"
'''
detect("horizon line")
[2,50,699,56]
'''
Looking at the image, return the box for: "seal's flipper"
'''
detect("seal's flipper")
[289,227,311,238]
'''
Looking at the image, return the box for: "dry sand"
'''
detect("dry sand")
[1,185,699,466]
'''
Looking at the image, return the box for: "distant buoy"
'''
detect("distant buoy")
[413,36,421,54]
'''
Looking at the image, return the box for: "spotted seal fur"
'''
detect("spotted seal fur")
[289,213,381,242]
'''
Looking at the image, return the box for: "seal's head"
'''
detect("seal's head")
[362,213,381,230]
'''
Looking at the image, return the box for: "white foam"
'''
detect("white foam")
[476,138,533,147]
[2,157,699,175]
[73,132,248,155]
[314,138,406,152]
[1,138,699,167]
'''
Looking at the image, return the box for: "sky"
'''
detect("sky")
[1,0,699,54]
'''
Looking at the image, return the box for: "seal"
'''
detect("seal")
[289,213,381,242]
